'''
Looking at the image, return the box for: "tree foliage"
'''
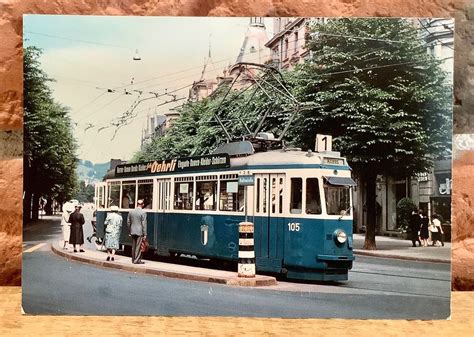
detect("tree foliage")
[24,46,79,221]
[396,198,417,232]
[289,19,451,171]
[75,180,95,203]
[133,77,292,161]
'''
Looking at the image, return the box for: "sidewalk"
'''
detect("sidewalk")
[51,241,277,287]
[353,234,451,263]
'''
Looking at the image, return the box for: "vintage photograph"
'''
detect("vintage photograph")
[22,16,452,318]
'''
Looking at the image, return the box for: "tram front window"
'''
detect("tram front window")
[306,178,321,214]
[324,184,351,216]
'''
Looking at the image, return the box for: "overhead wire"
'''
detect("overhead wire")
[23,30,134,50]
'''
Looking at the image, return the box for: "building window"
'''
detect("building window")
[294,31,299,53]
[284,39,289,59]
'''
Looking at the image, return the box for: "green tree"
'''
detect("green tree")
[396,198,417,232]
[288,18,451,249]
[74,180,95,203]
[24,46,79,221]
[134,75,293,161]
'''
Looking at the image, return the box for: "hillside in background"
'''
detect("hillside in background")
[77,160,109,185]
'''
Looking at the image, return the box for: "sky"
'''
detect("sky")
[24,15,272,163]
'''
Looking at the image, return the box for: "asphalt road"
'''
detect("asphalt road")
[22,210,451,319]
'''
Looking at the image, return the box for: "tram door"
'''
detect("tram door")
[94,182,107,209]
[254,173,285,267]
[156,179,171,253]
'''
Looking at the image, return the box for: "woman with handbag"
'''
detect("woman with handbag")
[104,206,123,261]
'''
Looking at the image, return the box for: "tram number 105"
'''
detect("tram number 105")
[287,222,301,232]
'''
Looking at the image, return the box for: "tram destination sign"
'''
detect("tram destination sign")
[115,154,230,177]
[238,175,255,186]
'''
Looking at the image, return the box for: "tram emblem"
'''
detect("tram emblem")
[200,225,208,246]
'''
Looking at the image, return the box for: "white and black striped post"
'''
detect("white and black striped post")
[238,221,255,278]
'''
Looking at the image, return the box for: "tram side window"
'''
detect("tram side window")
[195,180,217,211]
[174,182,194,210]
[138,181,153,209]
[290,178,302,214]
[107,184,120,208]
[219,181,244,212]
[306,178,321,214]
[121,182,136,209]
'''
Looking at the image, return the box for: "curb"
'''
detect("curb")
[51,243,277,287]
[354,249,451,264]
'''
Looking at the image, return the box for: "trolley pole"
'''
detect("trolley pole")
[238,172,255,278]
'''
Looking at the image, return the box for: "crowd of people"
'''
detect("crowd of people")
[409,209,445,247]
[60,199,147,264]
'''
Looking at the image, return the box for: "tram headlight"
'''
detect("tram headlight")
[334,230,347,244]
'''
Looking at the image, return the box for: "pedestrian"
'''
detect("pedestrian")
[409,209,422,247]
[430,214,445,247]
[60,202,74,249]
[419,210,430,247]
[127,199,147,264]
[68,204,85,252]
[104,206,123,261]
[86,210,97,243]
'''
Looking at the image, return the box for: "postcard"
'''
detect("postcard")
[22,15,452,318]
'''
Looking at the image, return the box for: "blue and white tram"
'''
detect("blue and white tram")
[95,142,356,281]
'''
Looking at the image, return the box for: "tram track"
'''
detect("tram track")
[350,269,450,282]
[336,283,451,299]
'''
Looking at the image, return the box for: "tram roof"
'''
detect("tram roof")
[103,149,349,180]
[230,150,347,168]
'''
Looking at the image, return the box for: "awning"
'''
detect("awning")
[324,176,357,187]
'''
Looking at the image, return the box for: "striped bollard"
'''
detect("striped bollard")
[238,222,255,278]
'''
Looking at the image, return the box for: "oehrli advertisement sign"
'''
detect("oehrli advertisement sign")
[115,154,230,177]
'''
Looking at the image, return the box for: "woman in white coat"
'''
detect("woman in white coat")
[61,202,74,249]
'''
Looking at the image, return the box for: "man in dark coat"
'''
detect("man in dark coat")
[127,199,147,264]
[68,204,85,252]
[409,209,422,247]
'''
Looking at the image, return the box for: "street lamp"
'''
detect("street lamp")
[133,49,141,61]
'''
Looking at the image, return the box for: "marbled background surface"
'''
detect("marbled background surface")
[0,1,473,333]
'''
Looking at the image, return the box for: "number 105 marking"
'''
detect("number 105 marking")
[288,222,301,231]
